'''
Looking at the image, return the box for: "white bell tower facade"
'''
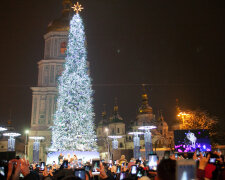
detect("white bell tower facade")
[28,0,72,162]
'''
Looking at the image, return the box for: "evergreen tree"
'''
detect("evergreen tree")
[51,13,97,151]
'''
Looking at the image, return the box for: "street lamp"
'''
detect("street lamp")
[25,130,29,159]
[177,112,190,128]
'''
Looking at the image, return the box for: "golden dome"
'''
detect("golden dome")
[139,93,153,114]
[47,0,72,33]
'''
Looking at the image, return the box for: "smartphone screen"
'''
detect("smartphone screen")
[202,151,206,157]
[40,162,45,171]
[122,162,125,167]
[0,167,5,176]
[148,155,157,171]
[75,169,86,180]
[84,166,91,171]
[209,158,216,164]
[92,160,100,175]
[176,160,196,180]
[137,168,143,178]
[117,166,121,173]
[78,159,82,168]
[196,148,200,156]
[131,165,137,175]
[62,160,68,169]
[175,153,178,159]
[109,164,112,168]
[120,172,126,180]
[164,151,170,159]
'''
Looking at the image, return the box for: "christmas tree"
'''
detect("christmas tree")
[51,6,97,152]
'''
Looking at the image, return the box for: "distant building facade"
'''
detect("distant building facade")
[97,91,174,160]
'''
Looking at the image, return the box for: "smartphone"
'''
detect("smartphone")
[0,166,5,176]
[122,162,125,167]
[148,154,157,171]
[114,160,116,165]
[62,160,68,169]
[202,151,206,157]
[92,160,100,175]
[164,151,170,159]
[84,165,91,171]
[175,153,178,159]
[78,159,82,168]
[120,172,126,180]
[40,162,45,171]
[109,164,112,168]
[209,158,216,164]
[131,165,137,175]
[196,148,200,156]
[176,160,196,180]
[75,169,86,180]
[136,168,143,178]
[116,166,121,173]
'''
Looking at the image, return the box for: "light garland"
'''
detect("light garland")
[51,13,97,152]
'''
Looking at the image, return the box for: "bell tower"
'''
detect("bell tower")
[28,0,73,162]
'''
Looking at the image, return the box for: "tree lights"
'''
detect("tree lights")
[51,11,97,152]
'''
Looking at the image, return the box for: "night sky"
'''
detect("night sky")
[0,0,224,133]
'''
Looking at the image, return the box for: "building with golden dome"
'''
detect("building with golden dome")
[96,89,174,160]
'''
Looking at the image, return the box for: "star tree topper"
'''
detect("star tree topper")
[72,2,84,14]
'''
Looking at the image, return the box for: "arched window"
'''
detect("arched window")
[60,42,67,54]
[120,143,123,148]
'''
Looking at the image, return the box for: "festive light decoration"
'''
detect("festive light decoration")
[51,12,97,152]
[72,2,84,14]
[30,136,44,162]
[112,139,118,149]
[108,136,122,150]
[0,127,7,132]
[128,132,143,159]
[138,126,156,159]
[3,132,21,151]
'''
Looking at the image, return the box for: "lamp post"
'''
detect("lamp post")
[177,112,190,129]
[105,128,110,162]
[25,130,29,159]
[139,126,156,160]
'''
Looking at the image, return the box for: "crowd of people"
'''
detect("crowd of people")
[1,150,225,180]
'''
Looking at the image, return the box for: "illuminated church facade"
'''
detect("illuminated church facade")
[96,92,174,160]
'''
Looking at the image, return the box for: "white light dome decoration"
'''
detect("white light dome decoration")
[0,127,7,132]
[3,132,21,137]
